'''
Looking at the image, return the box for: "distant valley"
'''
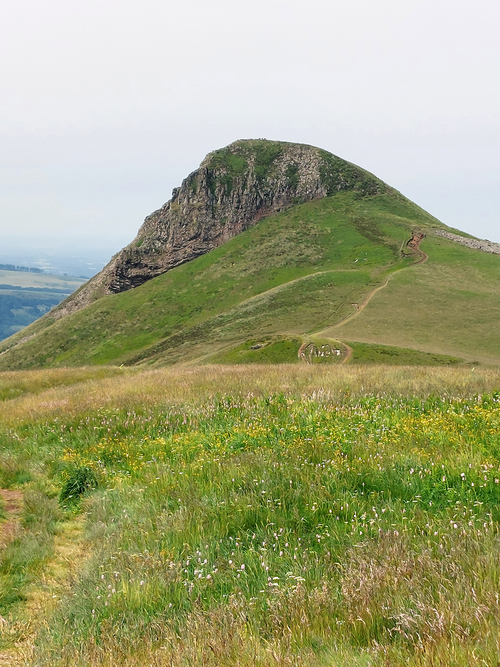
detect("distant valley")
[0,268,85,342]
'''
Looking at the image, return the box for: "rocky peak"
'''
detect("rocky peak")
[55,139,388,318]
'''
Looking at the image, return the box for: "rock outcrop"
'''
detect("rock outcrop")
[434,230,500,255]
[54,139,389,318]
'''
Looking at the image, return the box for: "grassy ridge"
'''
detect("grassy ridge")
[0,191,448,370]
[1,366,500,665]
[347,342,465,366]
[0,367,132,402]
[0,189,498,371]
[329,234,500,364]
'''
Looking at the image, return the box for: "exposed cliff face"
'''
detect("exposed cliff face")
[54,139,389,318]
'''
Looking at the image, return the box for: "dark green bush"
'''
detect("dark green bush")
[59,465,98,504]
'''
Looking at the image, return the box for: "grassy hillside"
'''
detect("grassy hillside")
[1,186,499,370]
[1,365,500,665]
[326,235,500,365]
[3,189,489,370]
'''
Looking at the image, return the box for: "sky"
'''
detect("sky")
[1,0,500,273]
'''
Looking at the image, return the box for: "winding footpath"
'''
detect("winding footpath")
[331,240,427,332]
[0,489,22,547]
[298,235,429,364]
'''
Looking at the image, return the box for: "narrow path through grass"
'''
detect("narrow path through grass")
[326,244,428,333]
[0,488,86,666]
[0,490,23,548]
[0,515,86,665]
[320,236,429,358]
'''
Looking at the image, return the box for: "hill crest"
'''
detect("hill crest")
[2,140,500,370]
[53,139,389,319]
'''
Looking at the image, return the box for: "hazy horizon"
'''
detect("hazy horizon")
[2,0,499,253]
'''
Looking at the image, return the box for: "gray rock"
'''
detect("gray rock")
[54,139,388,319]
[434,230,500,255]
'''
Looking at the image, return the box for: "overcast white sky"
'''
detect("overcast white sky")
[1,0,500,264]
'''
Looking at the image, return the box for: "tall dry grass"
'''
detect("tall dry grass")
[1,364,499,425]
[1,364,500,665]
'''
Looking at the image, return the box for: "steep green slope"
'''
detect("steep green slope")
[0,190,452,370]
[325,234,500,365]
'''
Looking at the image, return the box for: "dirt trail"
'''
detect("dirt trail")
[325,232,428,332]
[0,489,23,547]
[0,507,86,666]
[342,343,353,364]
[0,491,25,665]
[296,234,428,366]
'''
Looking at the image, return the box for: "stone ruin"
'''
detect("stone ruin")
[299,343,341,364]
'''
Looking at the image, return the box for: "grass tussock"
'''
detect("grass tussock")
[0,365,499,665]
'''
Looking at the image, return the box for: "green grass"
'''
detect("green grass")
[329,234,500,365]
[0,190,454,370]
[348,341,466,366]
[205,336,302,364]
[0,365,500,665]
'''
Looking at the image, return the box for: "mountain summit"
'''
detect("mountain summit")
[57,140,388,317]
[1,139,499,370]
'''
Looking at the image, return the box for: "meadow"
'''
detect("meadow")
[0,364,500,665]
